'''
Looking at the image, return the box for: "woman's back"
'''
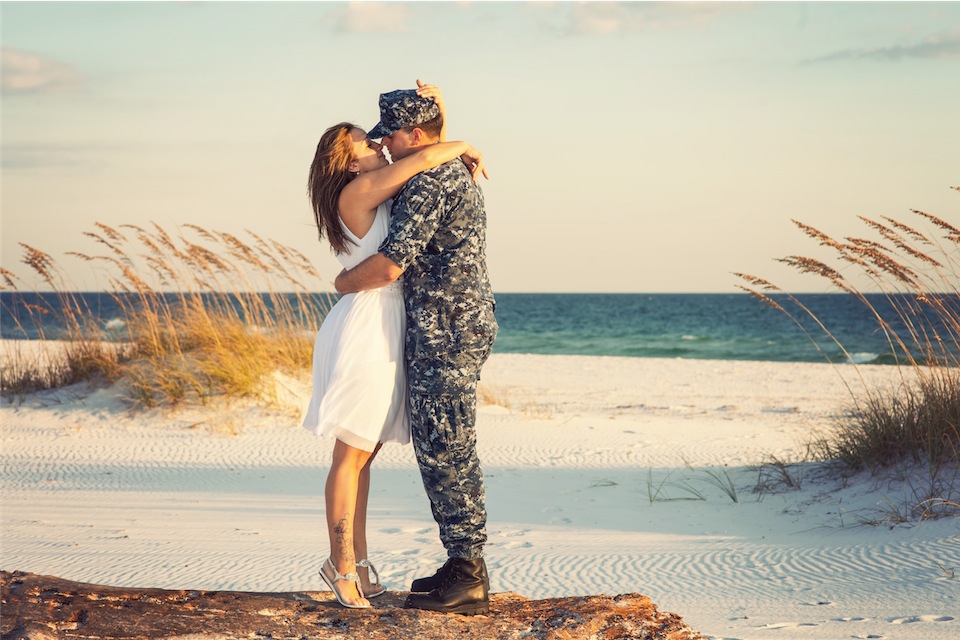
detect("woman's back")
[337,201,391,271]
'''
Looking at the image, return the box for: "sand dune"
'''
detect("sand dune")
[2,351,957,639]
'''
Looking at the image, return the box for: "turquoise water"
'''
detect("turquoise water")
[490,293,958,364]
[3,292,957,365]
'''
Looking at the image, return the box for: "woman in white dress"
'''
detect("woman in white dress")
[303,82,487,609]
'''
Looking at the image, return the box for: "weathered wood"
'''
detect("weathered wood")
[1,570,701,639]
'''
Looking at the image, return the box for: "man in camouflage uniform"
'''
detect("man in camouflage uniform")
[334,88,497,615]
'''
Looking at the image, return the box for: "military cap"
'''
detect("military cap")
[367,89,440,139]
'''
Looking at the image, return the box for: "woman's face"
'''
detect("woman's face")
[350,128,387,173]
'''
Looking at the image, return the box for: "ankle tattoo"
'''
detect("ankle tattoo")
[334,514,355,565]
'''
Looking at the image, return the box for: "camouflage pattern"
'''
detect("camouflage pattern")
[367,89,441,140]
[410,392,487,559]
[379,159,497,396]
[379,157,497,559]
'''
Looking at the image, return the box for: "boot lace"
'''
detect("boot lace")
[437,564,462,592]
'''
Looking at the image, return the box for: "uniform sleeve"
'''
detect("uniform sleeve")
[379,173,444,271]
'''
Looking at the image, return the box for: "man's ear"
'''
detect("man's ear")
[410,128,424,145]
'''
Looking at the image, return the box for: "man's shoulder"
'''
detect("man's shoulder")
[397,163,438,193]
[400,159,467,197]
[419,158,470,182]
[404,167,443,189]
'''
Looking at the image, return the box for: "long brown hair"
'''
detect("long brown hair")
[307,122,359,254]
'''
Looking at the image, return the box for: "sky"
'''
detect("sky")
[2,1,959,293]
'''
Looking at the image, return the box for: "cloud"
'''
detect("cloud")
[807,30,960,63]
[0,143,116,172]
[1,48,83,95]
[561,1,748,36]
[324,1,411,34]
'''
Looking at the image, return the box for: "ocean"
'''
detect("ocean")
[2,292,957,365]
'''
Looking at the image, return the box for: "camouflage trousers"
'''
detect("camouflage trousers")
[409,391,487,559]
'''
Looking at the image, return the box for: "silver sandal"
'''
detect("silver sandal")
[319,557,370,609]
[357,559,385,598]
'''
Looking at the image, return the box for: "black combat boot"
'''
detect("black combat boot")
[404,557,489,615]
[410,559,454,593]
[411,557,490,593]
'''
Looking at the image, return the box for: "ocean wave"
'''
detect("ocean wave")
[6,292,958,366]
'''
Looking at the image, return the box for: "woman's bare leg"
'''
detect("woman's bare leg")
[353,442,383,594]
[325,439,374,607]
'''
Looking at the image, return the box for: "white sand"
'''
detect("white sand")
[2,348,958,640]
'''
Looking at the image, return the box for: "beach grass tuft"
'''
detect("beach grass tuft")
[752,455,807,499]
[736,187,960,520]
[2,223,335,407]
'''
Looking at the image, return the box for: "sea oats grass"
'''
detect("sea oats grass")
[737,187,960,520]
[810,369,960,472]
[751,455,807,500]
[2,223,335,408]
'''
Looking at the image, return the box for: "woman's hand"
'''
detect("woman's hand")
[416,79,448,141]
[416,79,446,119]
[460,145,489,182]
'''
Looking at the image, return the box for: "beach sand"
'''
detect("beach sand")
[2,348,957,639]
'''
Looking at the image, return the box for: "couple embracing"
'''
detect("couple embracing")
[302,80,497,615]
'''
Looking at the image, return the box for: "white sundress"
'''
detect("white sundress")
[301,201,410,451]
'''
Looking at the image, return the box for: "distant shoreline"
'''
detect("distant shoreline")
[8,292,955,365]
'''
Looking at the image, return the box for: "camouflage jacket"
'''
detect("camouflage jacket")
[379,158,497,394]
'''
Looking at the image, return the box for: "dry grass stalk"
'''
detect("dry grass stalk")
[2,223,336,407]
[737,190,959,520]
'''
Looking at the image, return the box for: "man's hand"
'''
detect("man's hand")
[335,254,404,295]
[334,268,349,295]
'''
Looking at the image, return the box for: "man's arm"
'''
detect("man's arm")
[335,252,404,294]
[341,172,442,295]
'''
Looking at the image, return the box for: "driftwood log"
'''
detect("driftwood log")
[1,570,701,639]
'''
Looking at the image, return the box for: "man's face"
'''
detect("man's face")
[381,128,416,162]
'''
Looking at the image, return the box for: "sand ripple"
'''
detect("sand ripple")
[2,354,956,640]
